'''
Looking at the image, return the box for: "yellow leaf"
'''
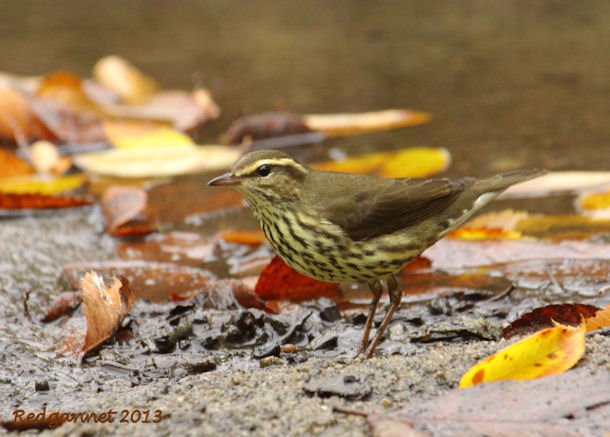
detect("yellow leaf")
[103,120,194,149]
[303,109,430,136]
[585,304,610,332]
[459,323,586,388]
[0,174,87,195]
[577,190,610,219]
[312,147,450,178]
[74,145,240,178]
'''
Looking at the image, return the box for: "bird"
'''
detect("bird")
[208,149,545,358]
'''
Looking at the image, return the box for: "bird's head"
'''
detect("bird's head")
[208,149,310,206]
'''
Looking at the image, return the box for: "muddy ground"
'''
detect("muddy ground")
[1,207,609,436]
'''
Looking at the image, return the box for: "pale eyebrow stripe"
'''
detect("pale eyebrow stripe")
[235,158,308,176]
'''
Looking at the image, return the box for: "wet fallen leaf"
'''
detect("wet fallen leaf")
[93,55,158,103]
[101,185,156,236]
[313,147,450,178]
[115,232,215,267]
[365,369,610,436]
[63,273,135,358]
[515,214,610,241]
[0,192,93,211]
[424,239,610,270]
[460,322,586,388]
[220,229,266,245]
[449,209,527,240]
[41,291,82,323]
[502,303,601,339]
[303,109,431,136]
[502,171,610,198]
[255,256,342,301]
[577,189,610,219]
[73,145,239,178]
[0,174,86,195]
[584,303,610,332]
[63,260,213,302]
[103,120,195,149]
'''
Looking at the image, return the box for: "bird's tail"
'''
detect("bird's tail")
[472,168,547,195]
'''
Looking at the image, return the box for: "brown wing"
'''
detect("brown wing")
[324,177,474,241]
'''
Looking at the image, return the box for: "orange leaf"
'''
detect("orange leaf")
[460,323,586,388]
[41,291,81,323]
[0,149,33,178]
[0,89,50,141]
[584,304,610,332]
[577,189,610,219]
[220,229,266,245]
[93,55,159,104]
[502,303,601,339]
[255,256,341,301]
[0,192,93,211]
[101,185,148,230]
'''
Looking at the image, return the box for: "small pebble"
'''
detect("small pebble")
[381,398,392,408]
[280,344,297,354]
[35,380,50,391]
[260,356,284,368]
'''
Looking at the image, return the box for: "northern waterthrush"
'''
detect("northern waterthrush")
[209,150,545,357]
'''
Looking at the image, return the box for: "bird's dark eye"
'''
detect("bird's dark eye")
[256,164,271,177]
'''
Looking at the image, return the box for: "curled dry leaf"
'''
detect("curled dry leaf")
[502,303,601,339]
[501,171,610,198]
[73,145,240,178]
[255,256,342,302]
[63,272,135,358]
[460,322,586,388]
[93,55,158,103]
[313,147,451,178]
[303,109,431,136]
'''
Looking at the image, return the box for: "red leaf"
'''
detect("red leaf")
[255,256,341,301]
[41,291,81,323]
[0,192,93,210]
[502,303,601,339]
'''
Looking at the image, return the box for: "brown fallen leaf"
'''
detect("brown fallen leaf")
[101,185,156,236]
[41,291,81,323]
[63,272,135,358]
[0,88,51,141]
[364,369,610,436]
[502,303,601,339]
[0,148,34,178]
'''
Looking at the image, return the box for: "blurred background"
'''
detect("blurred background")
[1,0,609,176]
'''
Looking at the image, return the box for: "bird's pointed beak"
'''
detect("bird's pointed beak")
[208,172,242,187]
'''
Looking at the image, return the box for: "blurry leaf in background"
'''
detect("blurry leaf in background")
[103,120,194,149]
[313,147,450,178]
[0,174,86,195]
[36,70,103,116]
[577,189,610,219]
[41,291,82,323]
[29,140,71,175]
[0,192,93,212]
[93,55,159,104]
[220,229,266,246]
[502,303,601,339]
[460,322,586,388]
[502,171,610,198]
[0,148,34,178]
[0,89,50,141]
[303,109,431,136]
[225,112,313,145]
[73,145,240,178]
